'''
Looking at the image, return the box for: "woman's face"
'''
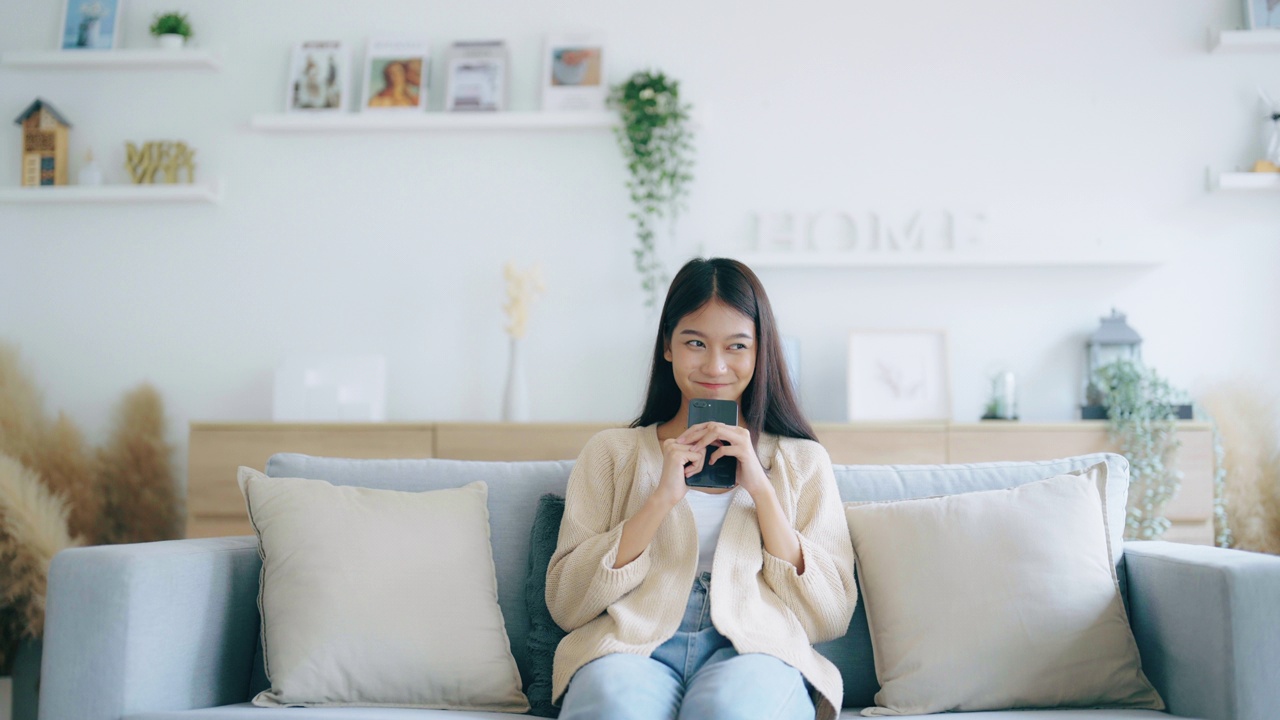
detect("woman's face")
[664,299,757,406]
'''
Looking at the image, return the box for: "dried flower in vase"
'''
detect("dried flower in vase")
[503,262,545,340]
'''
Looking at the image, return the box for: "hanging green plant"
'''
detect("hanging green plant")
[1093,358,1189,540]
[607,70,695,307]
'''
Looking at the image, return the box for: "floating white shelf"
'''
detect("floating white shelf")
[1210,170,1280,191]
[0,182,222,204]
[0,48,221,70]
[248,109,704,132]
[249,111,617,132]
[732,252,1164,269]
[1210,28,1280,52]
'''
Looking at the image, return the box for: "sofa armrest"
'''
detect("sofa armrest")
[1124,540,1280,720]
[39,537,261,720]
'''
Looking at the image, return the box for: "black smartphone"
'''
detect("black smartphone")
[685,399,739,488]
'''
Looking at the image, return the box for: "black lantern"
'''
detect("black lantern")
[1081,309,1142,418]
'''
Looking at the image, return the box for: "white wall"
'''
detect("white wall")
[1,0,1278,485]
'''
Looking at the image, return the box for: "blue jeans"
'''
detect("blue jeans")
[559,572,816,720]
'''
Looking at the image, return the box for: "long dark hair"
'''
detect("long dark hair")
[631,257,816,444]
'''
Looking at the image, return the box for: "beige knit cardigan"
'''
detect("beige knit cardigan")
[546,425,858,720]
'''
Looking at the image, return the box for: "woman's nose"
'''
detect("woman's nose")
[702,351,727,374]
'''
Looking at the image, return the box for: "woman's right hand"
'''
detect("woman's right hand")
[654,438,702,508]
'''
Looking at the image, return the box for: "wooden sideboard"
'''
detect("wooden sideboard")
[187,421,1216,544]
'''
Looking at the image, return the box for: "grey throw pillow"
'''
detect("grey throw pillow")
[524,494,567,718]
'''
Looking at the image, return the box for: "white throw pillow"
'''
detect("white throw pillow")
[238,467,529,712]
[844,464,1163,716]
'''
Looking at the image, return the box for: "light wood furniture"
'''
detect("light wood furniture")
[187,421,1217,545]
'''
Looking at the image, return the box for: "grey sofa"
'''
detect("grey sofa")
[38,452,1280,720]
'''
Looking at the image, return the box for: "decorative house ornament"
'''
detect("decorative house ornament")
[14,99,72,187]
[124,141,196,184]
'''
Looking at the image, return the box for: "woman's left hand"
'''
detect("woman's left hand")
[676,422,772,500]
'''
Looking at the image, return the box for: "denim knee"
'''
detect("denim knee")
[559,653,683,720]
[678,652,815,720]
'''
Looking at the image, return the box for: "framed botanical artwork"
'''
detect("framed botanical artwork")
[540,33,606,112]
[445,40,509,111]
[60,0,122,50]
[361,38,430,112]
[1245,0,1280,29]
[287,41,350,113]
[847,330,951,422]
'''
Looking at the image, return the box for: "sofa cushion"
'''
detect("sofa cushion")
[264,454,575,688]
[844,466,1162,716]
[522,494,568,718]
[238,468,527,711]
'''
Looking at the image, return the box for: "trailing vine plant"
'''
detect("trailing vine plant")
[1093,359,1189,540]
[607,71,695,308]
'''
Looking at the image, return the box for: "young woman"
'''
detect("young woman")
[546,258,857,720]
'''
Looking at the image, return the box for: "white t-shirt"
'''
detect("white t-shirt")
[685,488,736,575]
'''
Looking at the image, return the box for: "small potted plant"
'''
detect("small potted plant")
[149,11,193,49]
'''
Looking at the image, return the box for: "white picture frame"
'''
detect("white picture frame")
[540,33,606,112]
[361,38,430,113]
[847,329,951,422]
[1245,0,1280,29]
[445,40,509,112]
[60,0,123,50]
[287,40,350,113]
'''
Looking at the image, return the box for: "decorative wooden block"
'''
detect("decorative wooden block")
[15,98,71,187]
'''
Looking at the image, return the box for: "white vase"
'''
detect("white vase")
[502,337,530,422]
[157,33,186,50]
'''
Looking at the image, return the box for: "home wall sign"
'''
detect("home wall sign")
[751,210,989,255]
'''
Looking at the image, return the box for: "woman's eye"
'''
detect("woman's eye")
[686,340,705,348]
[731,343,748,351]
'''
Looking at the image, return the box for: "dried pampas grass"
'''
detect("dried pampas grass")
[0,343,49,472]
[97,384,182,544]
[32,413,100,543]
[0,453,81,640]
[1199,381,1280,555]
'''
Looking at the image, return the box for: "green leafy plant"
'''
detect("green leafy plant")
[1093,358,1189,540]
[607,71,695,308]
[149,11,192,38]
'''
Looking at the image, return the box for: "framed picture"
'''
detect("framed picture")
[287,41,350,112]
[361,38,430,112]
[445,40,509,112]
[847,330,951,421]
[540,33,606,112]
[60,0,122,50]
[1245,0,1280,29]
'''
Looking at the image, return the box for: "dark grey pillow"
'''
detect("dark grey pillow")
[523,494,567,718]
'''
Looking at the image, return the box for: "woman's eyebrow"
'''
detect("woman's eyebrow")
[678,329,754,340]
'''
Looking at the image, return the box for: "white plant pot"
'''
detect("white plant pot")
[502,337,530,422]
[157,33,186,50]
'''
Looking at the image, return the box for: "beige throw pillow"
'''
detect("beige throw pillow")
[844,465,1163,716]
[238,467,528,712]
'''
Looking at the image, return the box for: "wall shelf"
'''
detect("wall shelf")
[0,182,222,204]
[731,252,1164,269]
[0,48,221,70]
[248,109,704,133]
[1210,28,1280,52]
[249,111,616,132]
[1209,170,1280,191]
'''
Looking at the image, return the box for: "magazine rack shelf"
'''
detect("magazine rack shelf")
[0,49,222,70]
[0,182,223,204]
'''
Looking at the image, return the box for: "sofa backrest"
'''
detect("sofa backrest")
[264,450,1128,709]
